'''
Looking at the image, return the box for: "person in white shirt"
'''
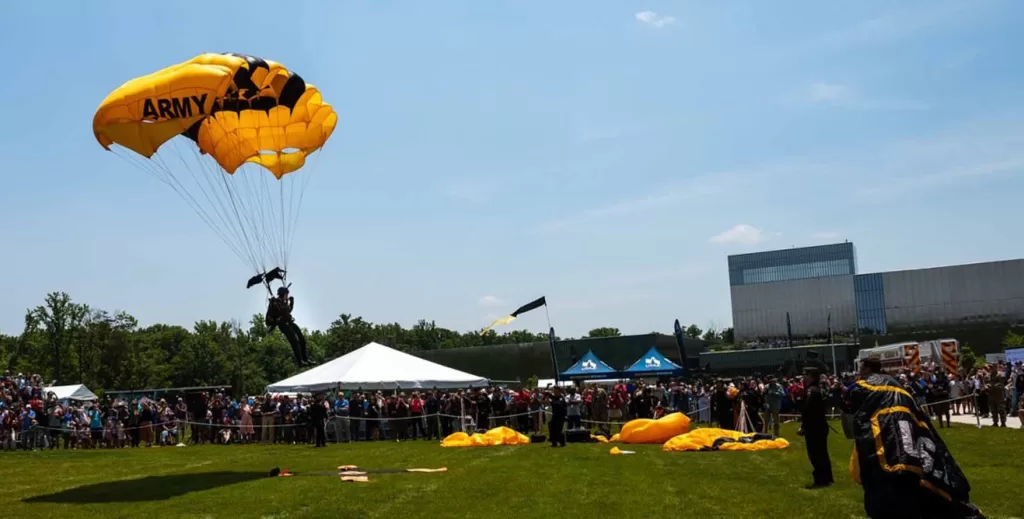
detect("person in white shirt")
[949,375,963,415]
[566,387,582,430]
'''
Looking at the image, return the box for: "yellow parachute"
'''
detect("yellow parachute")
[93,53,338,287]
[662,428,790,452]
[609,412,691,444]
[440,427,531,447]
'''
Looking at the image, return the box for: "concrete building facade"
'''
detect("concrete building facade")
[728,242,1024,341]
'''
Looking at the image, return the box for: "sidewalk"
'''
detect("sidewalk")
[949,413,1021,429]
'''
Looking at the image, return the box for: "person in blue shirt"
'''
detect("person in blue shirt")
[333,393,350,442]
[20,408,36,450]
[88,404,104,446]
[763,376,785,436]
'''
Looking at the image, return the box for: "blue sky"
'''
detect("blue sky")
[2,1,1023,338]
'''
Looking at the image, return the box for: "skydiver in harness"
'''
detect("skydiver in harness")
[266,286,311,367]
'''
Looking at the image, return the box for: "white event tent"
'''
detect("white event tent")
[45,384,99,401]
[266,342,489,393]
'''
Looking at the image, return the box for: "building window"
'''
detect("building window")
[854,273,887,334]
[728,242,857,286]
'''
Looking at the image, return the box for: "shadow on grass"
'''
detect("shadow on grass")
[23,471,267,504]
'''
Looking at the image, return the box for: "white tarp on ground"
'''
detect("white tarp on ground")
[45,384,99,401]
[266,342,490,393]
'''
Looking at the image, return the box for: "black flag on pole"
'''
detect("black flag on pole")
[673,319,688,375]
[548,327,560,380]
[827,312,832,344]
[480,296,547,335]
[786,312,793,348]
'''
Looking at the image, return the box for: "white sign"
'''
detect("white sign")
[581,359,597,371]
[644,356,661,368]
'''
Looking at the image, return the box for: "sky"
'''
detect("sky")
[2,1,1024,339]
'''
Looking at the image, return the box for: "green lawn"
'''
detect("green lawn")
[2,423,1021,519]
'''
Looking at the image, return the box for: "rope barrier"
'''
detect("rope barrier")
[3,391,1012,449]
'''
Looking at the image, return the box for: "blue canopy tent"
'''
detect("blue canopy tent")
[560,350,620,380]
[622,347,683,377]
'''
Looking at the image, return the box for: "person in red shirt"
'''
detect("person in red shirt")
[409,392,425,439]
[789,380,805,416]
[608,389,624,432]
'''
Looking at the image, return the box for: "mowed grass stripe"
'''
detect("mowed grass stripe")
[1,423,1021,519]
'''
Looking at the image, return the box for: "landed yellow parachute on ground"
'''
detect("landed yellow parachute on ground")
[93,53,338,286]
[441,427,531,447]
[662,428,789,452]
[609,412,691,444]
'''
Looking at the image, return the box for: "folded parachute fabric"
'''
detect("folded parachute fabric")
[441,426,530,447]
[340,476,370,483]
[609,446,635,455]
[662,428,789,452]
[591,434,609,443]
[615,412,692,444]
[271,465,445,483]
[339,467,448,475]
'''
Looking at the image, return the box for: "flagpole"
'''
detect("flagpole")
[828,309,837,374]
[544,302,560,382]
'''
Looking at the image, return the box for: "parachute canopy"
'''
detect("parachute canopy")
[609,412,691,444]
[93,53,338,282]
[662,428,790,452]
[94,53,337,178]
[440,427,531,448]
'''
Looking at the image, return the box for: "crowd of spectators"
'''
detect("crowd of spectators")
[3,361,1022,451]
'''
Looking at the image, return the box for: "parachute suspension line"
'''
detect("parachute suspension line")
[192,143,265,273]
[247,111,286,273]
[284,139,326,262]
[172,137,261,270]
[204,113,275,275]
[163,85,258,271]
[176,136,263,273]
[110,147,249,266]
[252,163,283,270]
[245,112,285,272]
[218,154,265,275]
[278,175,287,270]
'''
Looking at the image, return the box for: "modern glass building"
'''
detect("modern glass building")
[727,242,857,286]
[728,241,1024,341]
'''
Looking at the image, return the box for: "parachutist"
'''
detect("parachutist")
[851,358,985,519]
[266,286,310,367]
[94,53,337,290]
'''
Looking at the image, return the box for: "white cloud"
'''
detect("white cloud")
[811,231,842,240]
[478,295,504,308]
[530,164,808,236]
[808,82,930,111]
[943,50,978,70]
[810,82,851,102]
[443,182,489,203]
[819,2,982,50]
[855,158,1024,199]
[635,10,676,28]
[710,224,765,245]
[577,126,623,143]
[559,292,654,311]
[532,172,741,235]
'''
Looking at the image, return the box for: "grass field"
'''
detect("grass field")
[2,423,1022,519]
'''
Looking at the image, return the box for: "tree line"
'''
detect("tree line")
[1,292,731,396]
